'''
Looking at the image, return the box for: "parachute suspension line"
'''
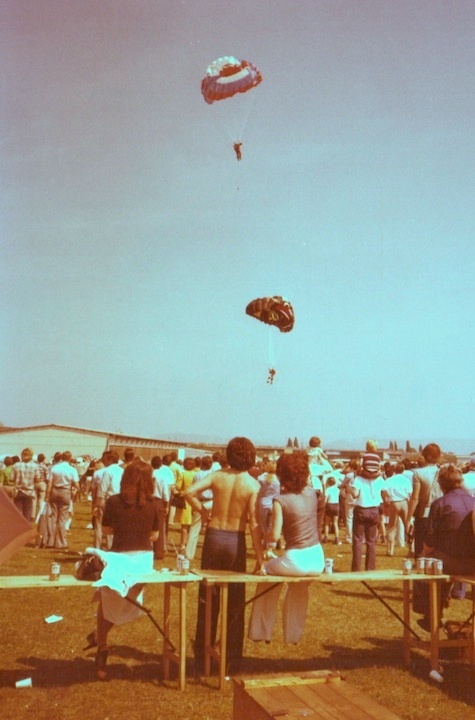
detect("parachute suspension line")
[267,326,276,368]
[234,89,258,142]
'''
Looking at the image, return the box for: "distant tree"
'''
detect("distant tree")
[394,441,398,451]
[419,444,423,453]
[287,437,293,448]
[389,441,394,451]
[293,437,299,448]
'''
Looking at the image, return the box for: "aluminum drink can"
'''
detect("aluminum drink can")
[176,554,184,573]
[49,562,60,581]
[434,560,444,575]
[181,558,190,575]
[424,558,434,575]
[416,557,426,574]
[324,559,333,574]
[402,559,413,575]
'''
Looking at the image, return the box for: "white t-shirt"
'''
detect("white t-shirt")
[153,466,174,502]
[324,485,340,504]
[383,473,412,502]
[462,471,475,497]
[352,475,385,508]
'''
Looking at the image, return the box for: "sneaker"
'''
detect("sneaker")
[333,538,342,545]
[322,536,329,543]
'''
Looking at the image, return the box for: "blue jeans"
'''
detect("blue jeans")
[352,506,380,571]
[194,528,246,674]
[14,491,34,523]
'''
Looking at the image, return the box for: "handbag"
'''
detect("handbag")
[75,553,105,581]
[170,493,186,509]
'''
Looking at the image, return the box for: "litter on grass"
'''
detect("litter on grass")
[15,678,32,688]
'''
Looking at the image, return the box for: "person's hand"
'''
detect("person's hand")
[253,562,266,576]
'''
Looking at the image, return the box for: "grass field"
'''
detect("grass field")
[1,500,474,720]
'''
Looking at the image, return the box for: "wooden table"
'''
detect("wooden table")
[0,570,200,690]
[199,568,459,688]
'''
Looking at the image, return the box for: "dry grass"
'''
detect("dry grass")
[1,500,474,720]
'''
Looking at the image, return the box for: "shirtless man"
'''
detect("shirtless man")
[185,436,263,675]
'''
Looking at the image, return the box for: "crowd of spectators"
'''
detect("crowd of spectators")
[2,438,475,650]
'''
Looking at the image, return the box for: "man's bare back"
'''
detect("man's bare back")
[186,468,260,533]
[208,469,259,532]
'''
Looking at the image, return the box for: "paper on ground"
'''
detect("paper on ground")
[44,614,63,624]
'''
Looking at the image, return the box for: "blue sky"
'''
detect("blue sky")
[2,1,474,449]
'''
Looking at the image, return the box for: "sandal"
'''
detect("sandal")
[83,631,97,651]
[95,645,109,680]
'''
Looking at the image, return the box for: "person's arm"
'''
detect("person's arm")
[184,475,213,522]
[349,477,360,499]
[247,491,264,572]
[406,472,420,527]
[266,499,283,543]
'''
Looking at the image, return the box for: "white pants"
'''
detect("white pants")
[248,543,324,644]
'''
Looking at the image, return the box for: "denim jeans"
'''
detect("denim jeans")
[14,491,34,523]
[352,506,380,571]
[194,528,246,674]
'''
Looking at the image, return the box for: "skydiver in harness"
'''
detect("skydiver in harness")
[233,142,242,161]
[267,368,276,385]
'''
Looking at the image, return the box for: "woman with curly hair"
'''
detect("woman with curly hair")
[248,452,324,644]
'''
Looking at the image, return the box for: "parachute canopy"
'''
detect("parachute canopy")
[246,296,294,333]
[201,56,262,105]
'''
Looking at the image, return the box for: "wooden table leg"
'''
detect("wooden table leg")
[471,593,475,665]
[218,583,228,690]
[163,584,171,681]
[178,582,187,691]
[429,579,440,672]
[204,583,213,677]
[403,579,411,667]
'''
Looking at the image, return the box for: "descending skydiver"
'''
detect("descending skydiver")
[267,368,276,385]
[233,142,242,161]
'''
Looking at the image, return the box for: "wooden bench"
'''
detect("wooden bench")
[0,570,200,690]
[233,670,403,719]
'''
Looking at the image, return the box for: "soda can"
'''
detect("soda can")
[424,558,434,575]
[49,562,60,581]
[181,558,190,575]
[324,559,334,574]
[434,560,444,575]
[416,557,426,574]
[402,559,413,575]
[176,554,184,573]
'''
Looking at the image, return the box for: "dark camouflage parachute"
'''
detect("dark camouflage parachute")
[246,296,294,333]
[201,56,262,104]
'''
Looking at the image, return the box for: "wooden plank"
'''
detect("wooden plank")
[317,682,402,720]
[199,569,451,584]
[250,685,310,718]
[234,684,278,720]
[239,671,341,689]
[235,676,402,720]
[0,571,200,589]
[287,684,351,720]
